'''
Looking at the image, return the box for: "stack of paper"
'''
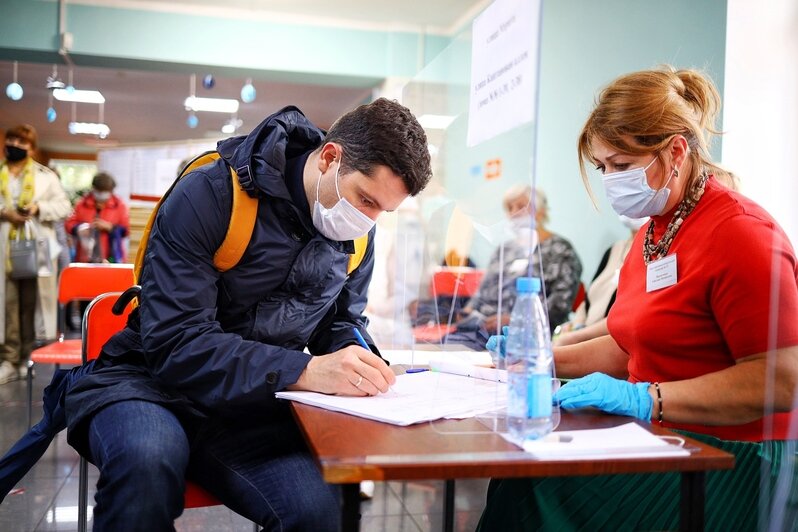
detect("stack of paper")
[519,422,690,460]
[276,371,506,426]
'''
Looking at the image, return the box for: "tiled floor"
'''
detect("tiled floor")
[1,363,488,531]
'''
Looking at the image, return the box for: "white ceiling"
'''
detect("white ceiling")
[1,0,487,153]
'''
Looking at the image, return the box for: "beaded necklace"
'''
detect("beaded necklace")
[643,171,708,265]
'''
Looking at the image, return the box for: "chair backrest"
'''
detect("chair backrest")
[81,291,135,363]
[58,263,135,305]
[431,267,484,298]
[572,281,586,312]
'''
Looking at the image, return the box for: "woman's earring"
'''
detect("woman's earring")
[673,167,680,178]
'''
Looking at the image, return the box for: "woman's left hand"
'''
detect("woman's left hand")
[553,372,653,421]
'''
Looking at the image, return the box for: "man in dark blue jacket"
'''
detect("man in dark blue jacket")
[63,99,432,531]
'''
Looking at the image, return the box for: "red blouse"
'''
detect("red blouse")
[609,177,798,441]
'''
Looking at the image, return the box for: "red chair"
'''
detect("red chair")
[572,281,586,312]
[430,267,484,298]
[77,288,242,531]
[412,268,485,343]
[27,263,134,427]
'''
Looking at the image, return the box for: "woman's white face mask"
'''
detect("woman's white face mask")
[312,160,376,241]
[602,157,674,218]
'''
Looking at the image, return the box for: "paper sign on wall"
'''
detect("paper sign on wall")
[467,0,541,147]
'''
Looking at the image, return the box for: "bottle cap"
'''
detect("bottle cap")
[516,276,541,293]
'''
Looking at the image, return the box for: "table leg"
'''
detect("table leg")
[443,479,455,532]
[680,471,705,532]
[341,483,361,532]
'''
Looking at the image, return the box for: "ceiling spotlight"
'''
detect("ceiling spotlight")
[46,107,57,123]
[184,96,239,114]
[46,76,65,90]
[202,74,215,89]
[46,64,65,90]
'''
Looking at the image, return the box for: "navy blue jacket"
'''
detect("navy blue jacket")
[64,107,377,452]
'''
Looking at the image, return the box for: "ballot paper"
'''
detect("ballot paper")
[276,371,506,426]
[518,422,691,460]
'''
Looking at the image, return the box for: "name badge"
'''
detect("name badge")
[509,258,529,274]
[646,254,677,292]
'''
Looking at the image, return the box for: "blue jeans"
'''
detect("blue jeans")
[87,400,340,531]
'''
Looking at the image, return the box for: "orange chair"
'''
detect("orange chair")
[412,268,485,343]
[430,267,484,298]
[27,263,134,427]
[77,288,242,531]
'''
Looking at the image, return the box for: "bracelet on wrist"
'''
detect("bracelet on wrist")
[653,382,663,424]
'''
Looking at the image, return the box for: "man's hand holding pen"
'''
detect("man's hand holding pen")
[288,344,395,397]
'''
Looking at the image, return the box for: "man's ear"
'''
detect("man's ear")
[317,142,342,173]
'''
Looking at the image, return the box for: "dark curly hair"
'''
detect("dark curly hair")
[323,98,432,196]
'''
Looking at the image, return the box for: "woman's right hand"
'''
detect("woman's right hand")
[4,208,29,225]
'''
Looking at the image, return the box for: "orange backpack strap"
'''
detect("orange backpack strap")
[213,166,259,271]
[133,151,259,282]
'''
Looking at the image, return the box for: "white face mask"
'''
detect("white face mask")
[93,190,112,202]
[509,215,539,250]
[312,160,376,241]
[602,157,674,218]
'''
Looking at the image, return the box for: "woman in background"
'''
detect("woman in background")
[65,172,129,263]
[0,125,71,384]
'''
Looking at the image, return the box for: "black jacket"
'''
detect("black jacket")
[65,107,377,453]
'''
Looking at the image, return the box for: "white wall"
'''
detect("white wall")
[723,0,798,245]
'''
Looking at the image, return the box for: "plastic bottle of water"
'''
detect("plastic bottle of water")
[506,276,554,441]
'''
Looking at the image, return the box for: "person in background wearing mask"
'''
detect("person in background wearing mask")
[0,125,71,385]
[552,214,648,346]
[62,99,432,530]
[446,185,582,350]
[64,172,129,263]
[479,67,798,530]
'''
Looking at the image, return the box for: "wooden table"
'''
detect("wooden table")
[291,404,734,532]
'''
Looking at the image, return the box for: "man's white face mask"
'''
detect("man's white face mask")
[311,159,376,241]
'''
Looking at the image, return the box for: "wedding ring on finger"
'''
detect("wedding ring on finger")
[354,375,363,388]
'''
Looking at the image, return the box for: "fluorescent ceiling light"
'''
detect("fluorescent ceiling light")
[53,88,105,104]
[417,114,457,130]
[184,96,239,114]
[69,122,110,138]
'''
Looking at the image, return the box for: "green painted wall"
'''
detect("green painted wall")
[0,0,448,86]
[418,0,727,282]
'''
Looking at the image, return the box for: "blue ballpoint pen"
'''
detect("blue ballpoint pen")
[352,327,372,352]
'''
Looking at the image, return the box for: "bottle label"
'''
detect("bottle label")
[527,373,553,418]
[508,371,552,418]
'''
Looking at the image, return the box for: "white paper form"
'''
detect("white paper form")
[467,0,541,146]
[276,371,506,426]
[518,422,690,460]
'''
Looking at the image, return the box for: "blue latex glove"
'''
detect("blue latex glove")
[485,325,510,356]
[553,372,653,421]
